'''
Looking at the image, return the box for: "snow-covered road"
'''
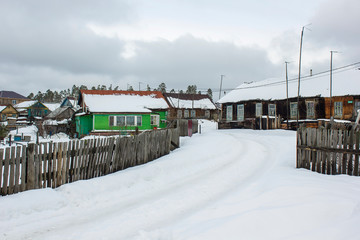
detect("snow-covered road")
[1,121,360,240]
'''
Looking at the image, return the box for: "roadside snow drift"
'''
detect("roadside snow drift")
[1,121,359,240]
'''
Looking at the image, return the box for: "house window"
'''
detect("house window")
[184,110,189,118]
[290,102,298,118]
[205,110,210,118]
[151,115,160,126]
[12,100,16,105]
[226,105,233,121]
[255,103,262,117]
[354,101,360,114]
[126,116,135,126]
[191,110,196,118]
[116,116,126,126]
[177,110,182,118]
[268,104,276,117]
[334,102,343,117]
[109,115,141,127]
[137,116,142,126]
[307,101,315,118]
[237,104,244,121]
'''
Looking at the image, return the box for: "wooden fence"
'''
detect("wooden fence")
[0,128,180,196]
[297,127,360,176]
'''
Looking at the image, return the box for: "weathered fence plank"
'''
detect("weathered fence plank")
[26,144,35,191]
[14,146,21,193]
[297,127,360,176]
[8,146,16,195]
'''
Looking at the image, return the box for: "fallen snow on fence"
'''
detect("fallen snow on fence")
[1,121,360,240]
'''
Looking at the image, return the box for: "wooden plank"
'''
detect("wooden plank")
[65,141,72,183]
[2,148,10,195]
[112,137,121,172]
[56,142,63,187]
[105,138,115,175]
[8,146,16,195]
[69,140,76,182]
[52,142,58,188]
[76,140,84,180]
[326,130,332,174]
[337,130,343,174]
[14,146,21,194]
[354,131,359,176]
[82,139,90,179]
[73,140,81,181]
[0,149,3,194]
[342,130,348,174]
[62,142,68,184]
[34,144,40,189]
[38,144,43,189]
[20,146,26,192]
[26,143,35,191]
[87,139,95,179]
[331,130,338,174]
[47,142,53,187]
[98,138,106,177]
[42,143,48,188]
[315,129,321,173]
[347,129,354,175]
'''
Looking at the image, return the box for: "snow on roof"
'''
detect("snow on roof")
[43,103,61,112]
[0,106,6,112]
[167,97,216,109]
[164,93,216,110]
[14,100,37,109]
[82,91,169,113]
[218,67,360,103]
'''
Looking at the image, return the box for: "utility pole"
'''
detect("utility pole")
[330,51,337,119]
[297,26,305,129]
[219,75,225,100]
[285,61,290,129]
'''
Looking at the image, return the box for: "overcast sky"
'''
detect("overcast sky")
[0,0,359,100]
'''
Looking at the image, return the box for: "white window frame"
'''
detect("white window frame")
[306,101,315,118]
[205,110,210,118]
[191,110,196,118]
[109,115,142,127]
[334,101,343,117]
[237,104,244,121]
[177,110,182,118]
[268,104,276,117]
[226,105,233,121]
[184,110,189,118]
[255,103,262,117]
[12,100,16,105]
[290,102,298,118]
[151,115,160,126]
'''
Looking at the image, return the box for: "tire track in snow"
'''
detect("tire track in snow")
[3,130,278,240]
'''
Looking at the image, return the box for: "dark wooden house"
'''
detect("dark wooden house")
[218,66,360,129]
[163,93,217,121]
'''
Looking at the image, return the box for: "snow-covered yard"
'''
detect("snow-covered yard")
[1,121,359,240]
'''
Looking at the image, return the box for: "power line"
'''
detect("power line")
[205,61,360,93]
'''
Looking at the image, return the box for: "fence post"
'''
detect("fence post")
[26,143,35,191]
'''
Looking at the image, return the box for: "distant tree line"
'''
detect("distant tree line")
[27,83,213,103]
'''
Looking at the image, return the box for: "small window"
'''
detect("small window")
[184,110,189,118]
[255,103,262,117]
[151,115,160,126]
[116,116,126,126]
[307,101,315,118]
[177,110,182,118]
[334,102,343,117]
[191,110,196,118]
[137,116,142,126]
[226,105,233,121]
[290,102,298,118]
[268,104,276,117]
[109,116,115,126]
[205,110,210,118]
[12,100,16,105]
[126,116,135,126]
[237,104,244,121]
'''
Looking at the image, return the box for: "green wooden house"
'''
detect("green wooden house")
[75,90,170,136]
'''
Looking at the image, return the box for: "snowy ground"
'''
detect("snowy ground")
[1,121,360,240]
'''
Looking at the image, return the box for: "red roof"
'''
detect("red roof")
[80,90,165,99]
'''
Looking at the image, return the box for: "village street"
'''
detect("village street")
[1,121,360,240]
